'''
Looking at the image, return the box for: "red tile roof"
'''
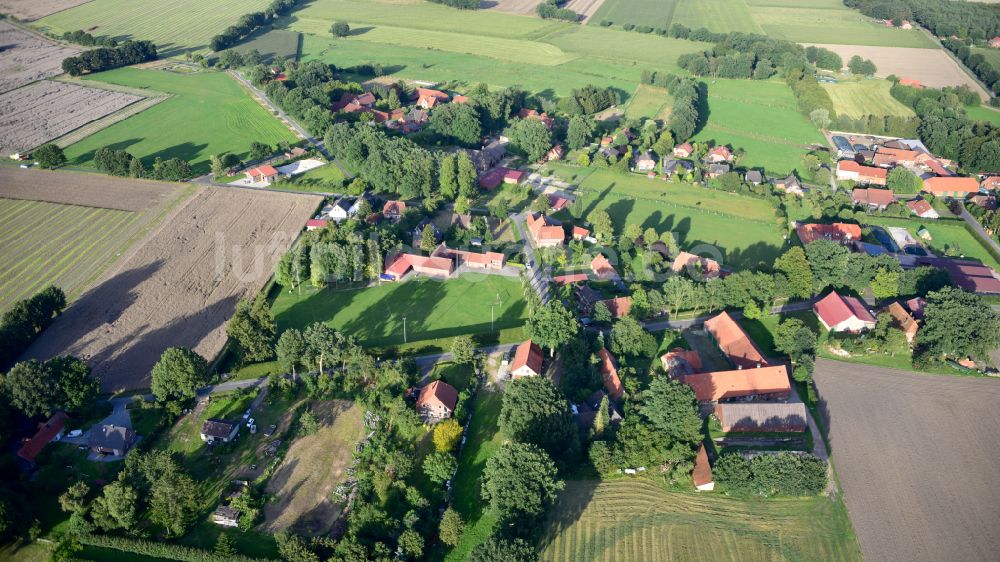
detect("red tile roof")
[511,340,543,376]
[906,199,936,217]
[17,412,69,462]
[597,348,623,400]
[926,159,952,176]
[503,169,525,183]
[693,443,713,488]
[247,165,278,178]
[682,365,790,402]
[671,251,721,278]
[416,380,458,412]
[885,301,918,340]
[837,159,888,181]
[549,195,571,211]
[553,273,588,285]
[813,291,876,328]
[852,188,895,207]
[306,219,329,229]
[591,254,617,278]
[923,176,981,195]
[383,200,407,216]
[673,143,693,157]
[526,213,565,244]
[601,297,631,318]
[660,348,703,374]
[703,311,768,369]
[899,77,922,88]
[572,225,589,239]
[795,222,862,245]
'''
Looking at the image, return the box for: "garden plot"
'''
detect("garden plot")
[0,0,93,20]
[0,80,142,154]
[0,21,79,93]
[25,185,321,392]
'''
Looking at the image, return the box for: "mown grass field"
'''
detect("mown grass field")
[589,0,677,29]
[965,104,1000,127]
[234,28,301,62]
[568,169,789,266]
[272,274,528,349]
[540,480,862,562]
[692,79,826,175]
[744,0,936,47]
[0,198,146,312]
[35,0,277,55]
[64,68,296,174]
[624,84,672,119]
[821,80,915,118]
[673,0,763,34]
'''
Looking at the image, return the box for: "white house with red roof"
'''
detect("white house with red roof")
[245,165,279,185]
[813,291,877,333]
[704,146,732,163]
[510,340,544,378]
[673,143,693,158]
[416,380,458,420]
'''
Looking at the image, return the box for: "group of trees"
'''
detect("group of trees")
[92,146,193,181]
[537,0,579,21]
[560,85,620,116]
[325,122,439,199]
[427,0,481,8]
[209,0,303,51]
[61,40,157,76]
[914,286,1000,365]
[639,72,702,143]
[226,294,277,364]
[846,55,878,77]
[504,117,554,162]
[944,37,1000,97]
[677,32,806,80]
[258,60,347,135]
[845,0,1000,43]
[713,452,827,496]
[805,46,842,71]
[59,29,117,48]
[0,286,66,369]
[3,356,98,418]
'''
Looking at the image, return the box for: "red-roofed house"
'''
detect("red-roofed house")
[660,348,703,376]
[518,108,555,129]
[383,253,454,280]
[899,77,922,88]
[671,251,721,279]
[682,365,790,402]
[705,146,732,163]
[545,145,564,162]
[553,273,589,285]
[980,176,1000,191]
[599,296,631,319]
[333,91,377,112]
[852,188,895,210]
[504,169,525,184]
[884,301,919,344]
[591,254,617,279]
[382,200,407,221]
[836,160,887,185]
[549,195,571,211]
[478,167,506,190]
[813,291,876,332]
[433,244,505,270]
[922,176,981,197]
[526,213,565,247]
[693,444,714,491]
[597,348,624,400]
[572,225,590,240]
[906,199,939,219]
[17,412,69,467]
[246,165,279,185]
[306,219,329,231]
[414,88,450,109]
[873,146,924,168]
[416,381,458,420]
[452,95,470,104]
[794,222,862,245]
[704,311,769,369]
[926,159,952,177]
[673,143,693,158]
[990,36,1000,48]
[511,340,544,378]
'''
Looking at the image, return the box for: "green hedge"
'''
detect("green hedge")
[79,534,275,562]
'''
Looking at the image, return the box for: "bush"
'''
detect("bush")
[623,23,635,31]
[636,25,653,33]
[600,20,612,27]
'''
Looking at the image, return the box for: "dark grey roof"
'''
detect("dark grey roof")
[201,419,237,439]
[662,158,693,174]
[745,170,764,184]
[90,424,136,450]
[709,163,730,174]
[716,402,807,432]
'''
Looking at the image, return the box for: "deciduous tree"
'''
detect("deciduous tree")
[150,347,209,403]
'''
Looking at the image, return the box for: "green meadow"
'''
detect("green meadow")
[589,0,678,29]
[821,80,916,119]
[64,68,296,173]
[624,84,673,119]
[965,104,1000,127]
[745,0,935,47]
[673,0,763,34]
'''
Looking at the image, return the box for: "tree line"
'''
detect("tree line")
[59,29,118,48]
[714,452,827,496]
[427,0,481,8]
[0,286,66,370]
[93,146,193,181]
[537,0,579,21]
[209,0,304,52]
[943,38,1000,99]
[61,40,157,76]
[845,0,1000,42]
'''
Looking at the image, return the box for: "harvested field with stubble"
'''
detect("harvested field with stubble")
[486,0,545,16]
[25,184,321,392]
[815,359,1000,562]
[262,400,363,535]
[0,168,190,311]
[0,80,141,153]
[0,21,79,93]
[0,0,92,20]
[803,43,989,100]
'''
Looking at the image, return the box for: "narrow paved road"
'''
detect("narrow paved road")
[511,213,551,305]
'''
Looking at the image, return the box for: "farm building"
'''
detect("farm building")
[16,412,69,468]
[526,212,565,247]
[414,88,450,109]
[212,505,240,527]
[597,348,624,401]
[745,170,764,185]
[852,188,895,210]
[599,296,632,319]
[332,91,377,112]
[916,258,1000,295]
[553,273,588,285]
[305,218,329,231]
[382,252,454,281]
[906,199,939,219]
[704,311,769,369]
[836,160,887,185]
[707,163,730,178]
[714,402,807,433]
[245,165,279,185]
[922,176,981,198]
[682,366,791,402]
[571,225,590,241]
[884,301,919,344]
[90,424,137,457]
[813,291,877,333]
[591,253,618,279]
[794,222,862,245]
[873,146,927,168]
[511,340,544,378]
[201,419,240,444]
[671,251,721,280]
[693,444,714,491]
[416,380,458,421]
[660,348,704,377]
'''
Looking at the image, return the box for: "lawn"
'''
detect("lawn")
[673,0,763,34]
[692,79,827,175]
[745,0,936,48]
[863,216,1000,270]
[568,169,789,266]
[439,390,503,562]
[821,80,916,119]
[430,361,476,393]
[233,28,302,62]
[35,0,279,56]
[589,0,678,29]
[271,274,528,349]
[281,162,349,193]
[965,104,1000,127]
[624,84,672,120]
[64,68,296,174]
[539,479,861,561]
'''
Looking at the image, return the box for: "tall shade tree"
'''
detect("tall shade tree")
[438,154,458,199]
[227,294,276,363]
[150,347,209,403]
[638,377,702,444]
[481,442,564,526]
[504,118,553,162]
[526,300,578,356]
[774,246,814,298]
[566,115,596,150]
[276,328,307,377]
[916,287,1000,362]
[804,239,850,291]
[610,316,657,357]
[3,360,60,418]
[456,152,478,198]
[451,335,476,365]
[499,376,578,460]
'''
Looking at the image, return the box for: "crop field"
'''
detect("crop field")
[814,360,1000,562]
[673,0,762,34]
[234,28,301,62]
[745,0,935,47]
[820,80,915,119]
[807,44,988,99]
[35,0,277,55]
[569,169,788,266]
[487,0,546,16]
[863,216,1000,270]
[0,0,93,20]
[263,400,363,535]
[539,480,861,562]
[0,22,79,93]
[0,80,142,154]
[624,84,671,119]
[0,168,190,313]
[272,274,527,349]
[589,0,676,29]
[25,184,321,391]
[63,68,296,174]
[692,79,826,175]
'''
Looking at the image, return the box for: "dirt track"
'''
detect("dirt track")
[0,21,79,93]
[0,0,93,21]
[802,43,989,101]
[0,80,142,153]
[0,167,184,211]
[815,359,1000,562]
[25,185,321,391]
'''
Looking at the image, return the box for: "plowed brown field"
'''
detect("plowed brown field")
[0,22,79,93]
[815,359,1000,562]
